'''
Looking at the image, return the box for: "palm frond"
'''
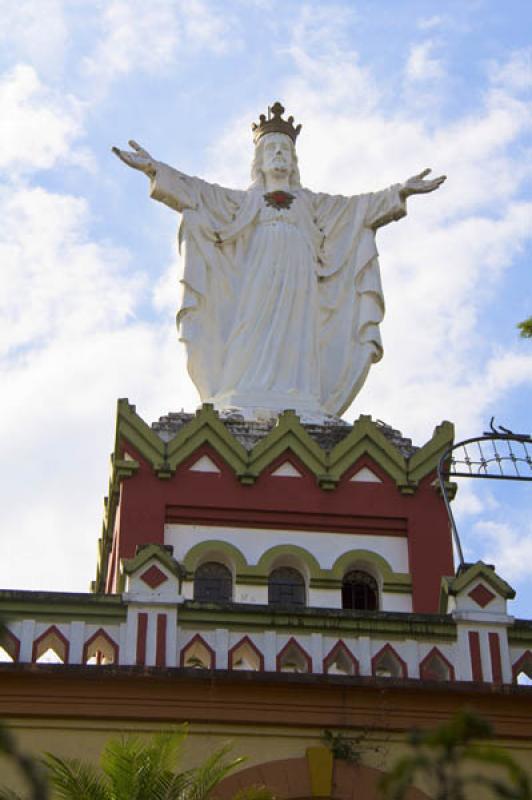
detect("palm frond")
[0,790,26,800]
[100,727,189,800]
[183,746,245,800]
[44,753,108,800]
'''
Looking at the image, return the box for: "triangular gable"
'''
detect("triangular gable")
[189,455,221,474]
[350,466,382,483]
[271,461,303,478]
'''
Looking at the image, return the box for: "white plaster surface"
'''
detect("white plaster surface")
[350,467,382,482]
[165,523,409,573]
[189,455,221,473]
[270,461,303,477]
[381,592,412,612]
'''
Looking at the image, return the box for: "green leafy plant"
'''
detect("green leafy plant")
[0,723,271,800]
[322,730,361,765]
[517,317,532,339]
[380,711,531,800]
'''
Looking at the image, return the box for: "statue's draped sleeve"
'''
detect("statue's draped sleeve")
[149,162,247,398]
[311,185,406,415]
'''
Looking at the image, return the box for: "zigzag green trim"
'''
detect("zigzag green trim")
[328,415,407,484]
[111,401,454,492]
[165,404,248,474]
[248,411,326,478]
[408,421,454,484]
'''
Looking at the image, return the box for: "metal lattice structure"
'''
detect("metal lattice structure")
[437,419,532,566]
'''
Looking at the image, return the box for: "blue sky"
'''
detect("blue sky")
[1,0,531,615]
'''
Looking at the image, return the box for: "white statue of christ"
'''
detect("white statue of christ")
[113,102,445,421]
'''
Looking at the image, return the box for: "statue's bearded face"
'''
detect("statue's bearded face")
[261,133,293,177]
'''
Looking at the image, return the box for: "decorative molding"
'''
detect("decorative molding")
[419,646,455,682]
[140,565,168,589]
[32,625,70,664]
[442,562,515,601]
[180,633,216,669]
[83,628,119,665]
[323,640,359,675]
[228,635,264,671]
[371,643,408,679]
[181,541,411,594]
[276,636,312,673]
[468,583,496,608]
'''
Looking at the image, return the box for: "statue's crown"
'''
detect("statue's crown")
[252,102,302,145]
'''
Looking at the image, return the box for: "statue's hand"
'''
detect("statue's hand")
[400,168,446,198]
[112,140,156,177]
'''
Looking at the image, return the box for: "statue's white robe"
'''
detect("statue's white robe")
[150,163,406,417]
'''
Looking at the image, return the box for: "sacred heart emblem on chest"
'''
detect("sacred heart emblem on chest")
[263,190,296,210]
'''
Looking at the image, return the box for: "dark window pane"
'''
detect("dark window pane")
[342,570,378,610]
[268,567,305,607]
[194,562,232,602]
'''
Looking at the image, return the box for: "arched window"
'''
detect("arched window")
[268,567,305,607]
[342,570,378,610]
[194,562,232,602]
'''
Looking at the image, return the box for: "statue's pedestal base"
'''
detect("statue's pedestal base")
[208,390,336,425]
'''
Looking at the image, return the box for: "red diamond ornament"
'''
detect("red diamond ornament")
[468,583,496,608]
[140,565,168,589]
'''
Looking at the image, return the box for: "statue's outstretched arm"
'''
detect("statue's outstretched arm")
[399,168,446,199]
[112,140,156,177]
[112,140,196,212]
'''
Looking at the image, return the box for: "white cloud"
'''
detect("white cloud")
[490,48,532,93]
[0,185,142,358]
[405,40,445,82]
[83,0,237,89]
[0,64,83,173]
[472,520,532,581]
[417,15,445,31]
[0,182,198,591]
[0,0,68,76]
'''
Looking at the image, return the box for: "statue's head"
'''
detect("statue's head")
[250,133,301,188]
[250,102,302,189]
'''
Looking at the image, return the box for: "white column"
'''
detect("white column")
[479,629,493,683]
[215,629,229,669]
[19,620,36,663]
[263,630,277,671]
[166,608,178,668]
[454,626,472,681]
[122,608,139,666]
[145,611,158,667]
[69,621,85,665]
[498,629,513,683]
[404,639,419,679]
[357,636,371,676]
[311,633,323,674]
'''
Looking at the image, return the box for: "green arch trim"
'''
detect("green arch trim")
[182,540,249,576]
[180,540,411,595]
[331,549,412,593]
[254,544,323,579]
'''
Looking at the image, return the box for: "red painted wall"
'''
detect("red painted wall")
[107,439,454,612]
